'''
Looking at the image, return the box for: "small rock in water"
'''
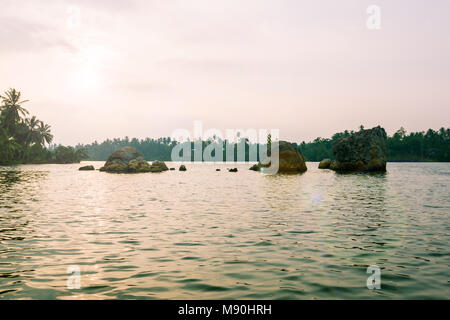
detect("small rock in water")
[228,168,238,172]
[318,159,331,169]
[79,165,95,171]
[150,160,169,172]
[179,165,187,171]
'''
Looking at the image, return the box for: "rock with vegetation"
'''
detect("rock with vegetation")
[103,163,127,173]
[250,141,307,173]
[318,159,331,169]
[127,158,152,173]
[151,160,168,172]
[79,165,95,171]
[299,125,450,162]
[179,164,187,171]
[100,146,166,173]
[330,126,387,172]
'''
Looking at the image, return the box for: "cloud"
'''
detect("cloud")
[0,13,76,52]
[1,0,450,146]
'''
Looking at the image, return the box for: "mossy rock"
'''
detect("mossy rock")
[100,163,128,173]
[251,141,307,174]
[128,159,152,173]
[318,159,331,169]
[331,126,387,172]
[100,147,168,173]
[150,161,168,172]
[79,165,95,171]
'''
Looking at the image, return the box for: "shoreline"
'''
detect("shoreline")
[2,160,449,168]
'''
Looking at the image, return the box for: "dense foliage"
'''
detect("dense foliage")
[300,126,450,162]
[78,137,266,161]
[0,88,87,165]
[78,126,449,162]
[2,90,448,164]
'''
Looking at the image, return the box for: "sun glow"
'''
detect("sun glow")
[70,46,110,92]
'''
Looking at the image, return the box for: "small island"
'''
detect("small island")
[99,146,168,173]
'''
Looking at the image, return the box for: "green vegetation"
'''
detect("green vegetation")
[79,125,450,163]
[78,137,266,162]
[79,126,450,163]
[77,137,176,161]
[300,126,450,162]
[2,89,448,164]
[0,88,87,165]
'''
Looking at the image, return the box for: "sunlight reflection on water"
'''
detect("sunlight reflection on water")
[0,162,449,299]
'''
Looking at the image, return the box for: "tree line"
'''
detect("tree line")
[299,126,450,162]
[0,88,87,165]
[77,137,267,162]
[2,89,448,164]
[79,125,449,162]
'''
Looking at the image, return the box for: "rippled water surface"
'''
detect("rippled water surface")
[0,162,449,299]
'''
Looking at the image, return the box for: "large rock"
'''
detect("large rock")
[250,141,307,173]
[99,146,167,173]
[318,159,331,169]
[330,126,387,172]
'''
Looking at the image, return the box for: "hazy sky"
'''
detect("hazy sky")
[1,0,449,145]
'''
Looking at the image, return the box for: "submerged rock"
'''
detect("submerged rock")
[318,159,331,169]
[99,146,166,173]
[79,165,95,171]
[330,126,387,172]
[179,165,187,171]
[251,141,307,173]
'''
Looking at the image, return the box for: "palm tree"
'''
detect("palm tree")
[37,121,53,146]
[0,126,21,164]
[0,88,29,133]
[25,116,41,146]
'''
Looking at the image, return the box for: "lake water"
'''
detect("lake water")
[0,162,449,299]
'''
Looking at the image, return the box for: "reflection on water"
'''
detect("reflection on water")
[0,162,449,299]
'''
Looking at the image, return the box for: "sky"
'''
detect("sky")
[1,0,449,145]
